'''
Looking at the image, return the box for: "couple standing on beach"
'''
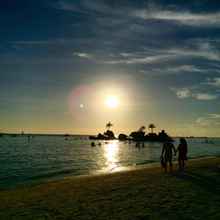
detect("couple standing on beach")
[160,138,188,172]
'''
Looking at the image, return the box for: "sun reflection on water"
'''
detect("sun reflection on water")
[104,140,119,171]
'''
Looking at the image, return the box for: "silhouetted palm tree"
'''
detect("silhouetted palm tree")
[148,123,156,133]
[106,122,113,130]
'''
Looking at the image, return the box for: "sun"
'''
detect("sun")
[105,96,119,109]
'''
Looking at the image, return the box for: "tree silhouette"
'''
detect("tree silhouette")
[106,122,113,130]
[138,126,146,132]
[148,123,156,133]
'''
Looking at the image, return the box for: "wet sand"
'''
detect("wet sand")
[0,157,220,220]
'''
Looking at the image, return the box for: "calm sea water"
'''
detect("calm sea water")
[0,135,220,189]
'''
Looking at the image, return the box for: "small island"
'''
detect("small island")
[89,122,173,142]
[89,122,116,140]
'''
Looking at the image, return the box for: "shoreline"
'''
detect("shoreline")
[1,156,219,191]
[65,155,219,179]
[0,156,220,219]
[42,155,220,184]
[1,155,219,191]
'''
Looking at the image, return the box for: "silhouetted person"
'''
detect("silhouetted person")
[135,142,140,148]
[177,138,188,171]
[161,141,176,172]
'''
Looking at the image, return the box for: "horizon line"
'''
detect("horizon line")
[1,132,219,138]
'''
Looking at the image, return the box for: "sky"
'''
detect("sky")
[0,0,220,136]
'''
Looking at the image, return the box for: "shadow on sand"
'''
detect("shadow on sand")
[173,168,220,194]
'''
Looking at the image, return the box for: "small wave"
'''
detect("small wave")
[135,160,157,166]
[27,168,84,181]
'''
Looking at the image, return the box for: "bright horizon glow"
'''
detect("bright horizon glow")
[105,96,119,109]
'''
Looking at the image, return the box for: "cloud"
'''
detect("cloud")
[120,53,132,57]
[209,114,220,119]
[166,65,202,72]
[103,39,220,66]
[56,1,220,28]
[151,65,204,75]
[196,114,220,127]
[175,88,191,99]
[172,87,219,101]
[192,93,218,100]
[206,77,220,87]
[103,54,170,65]
[73,52,92,59]
[134,9,220,27]
[104,46,220,65]
[172,73,220,101]
[171,49,219,61]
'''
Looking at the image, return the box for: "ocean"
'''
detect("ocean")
[0,135,220,189]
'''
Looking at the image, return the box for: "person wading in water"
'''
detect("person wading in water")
[160,141,176,172]
[177,138,188,171]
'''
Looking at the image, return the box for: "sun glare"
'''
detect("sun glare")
[105,96,119,109]
[104,141,119,171]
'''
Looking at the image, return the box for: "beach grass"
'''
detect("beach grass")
[0,157,220,220]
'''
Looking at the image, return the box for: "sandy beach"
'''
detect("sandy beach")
[0,157,220,220]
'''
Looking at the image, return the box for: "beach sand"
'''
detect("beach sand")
[0,157,220,220]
